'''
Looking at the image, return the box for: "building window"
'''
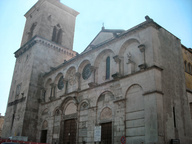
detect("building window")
[57,76,64,90]
[16,83,22,96]
[190,103,192,119]
[52,24,62,44]
[82,64,92,80]
[57,29,62,44]
[188,63,191,74]
[28,22,37,41]
[106,56,110,79]
[184,61,187,72]
[52,26,57,42]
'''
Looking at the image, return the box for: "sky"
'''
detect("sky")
[0,0,192,116]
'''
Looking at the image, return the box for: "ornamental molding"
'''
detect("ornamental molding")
[14,36,77,58]
[8,97,26,107]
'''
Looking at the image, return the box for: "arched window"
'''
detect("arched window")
[57,29,62,44]
[52,26,57,42]
[188,63,191,74]
[28,22,37,41]
[58,76,64,90]
[52,25,62,44]
[106,56,110,79]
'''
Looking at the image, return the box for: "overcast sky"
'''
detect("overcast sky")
[0,0,192,116]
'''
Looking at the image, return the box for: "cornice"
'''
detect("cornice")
[8,97,26,107]
[143,90,164,96]
[14,36,37,58]
[14,36,77,58]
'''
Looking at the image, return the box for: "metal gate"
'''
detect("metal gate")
[63,119,77,144]
[101,122,112,144]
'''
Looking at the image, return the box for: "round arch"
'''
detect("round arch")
[78,59,91,73]
[118,38,140,56]
[44,78,52,88]
[54,72,63,84]
[94,49,116,83]
[60,96,78,115]
[94,49,115,67]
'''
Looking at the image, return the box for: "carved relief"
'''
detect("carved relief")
[67,68,77,86]
[127,52,133,63]
[100,107,112,120]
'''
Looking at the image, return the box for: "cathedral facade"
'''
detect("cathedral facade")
[2,0,192,144]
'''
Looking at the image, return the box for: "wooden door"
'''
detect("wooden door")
[63,119,77,144]
[101,122,112,144]
[40,130,47,143]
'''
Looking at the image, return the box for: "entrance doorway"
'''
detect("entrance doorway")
[40,130,47,143]
[63,119,77,144]
[101,122,112,144]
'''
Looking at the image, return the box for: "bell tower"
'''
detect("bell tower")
[2,0,78,141]
[21,0,79,49]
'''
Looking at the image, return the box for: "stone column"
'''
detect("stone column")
[138,44,147,70]
[63,78,68,94]
[143,92,164,143]
[113,55,122,75]
[49,83,56,100]
[88,66,97,87]
[75,72,81,91]
[40,88,46,102]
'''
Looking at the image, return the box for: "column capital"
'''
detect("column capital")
[90,66,97,71]
[75,72,81,77]
[113,55,121,63]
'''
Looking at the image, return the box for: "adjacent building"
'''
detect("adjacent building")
[2,0,192,143]
[0,114,5,137]
[182,46,192,121]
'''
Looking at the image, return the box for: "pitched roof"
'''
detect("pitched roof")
[83,27,125,52]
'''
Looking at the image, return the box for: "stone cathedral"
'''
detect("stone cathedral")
[2,0,192,144]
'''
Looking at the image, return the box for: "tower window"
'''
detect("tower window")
[28,22,37,41]
[16,83,22,97]
[106,56,110,79]
[52,26,57,42]
[52,25,62,44]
